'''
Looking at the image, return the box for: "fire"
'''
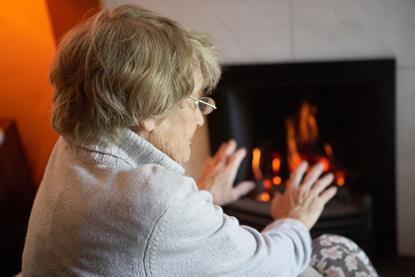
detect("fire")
[286,101,333,172]
[335,171,346,186]
[299,101,319,144]
[272,155,281,173]
[286,118,302,171]
[324,143,333,157]
[272,176,282,185]
[263,179,272,189]
[252,148,263,180]
[318,156,331,172]
[250,100,348,202]
[257,192,271,202]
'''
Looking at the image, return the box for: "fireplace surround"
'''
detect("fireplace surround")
[208,59,396,256]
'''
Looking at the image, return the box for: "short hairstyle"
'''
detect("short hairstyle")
[50,4,221,144]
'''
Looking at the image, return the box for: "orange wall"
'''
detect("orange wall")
[0,1,57,186]
[0,0,101,186]
[46,0,100,43]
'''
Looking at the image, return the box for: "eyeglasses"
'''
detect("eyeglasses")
[188,96,217,115]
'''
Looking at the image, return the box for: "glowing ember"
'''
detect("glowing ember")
[263,179,272,189]
[335,171,346,186]
[318,156,331,172]
[272,155,281,173]
[272,176,282,185]
[256,192,271,202]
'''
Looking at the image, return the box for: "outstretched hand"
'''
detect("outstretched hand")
[271,161,337,230]
[197,139,255,206]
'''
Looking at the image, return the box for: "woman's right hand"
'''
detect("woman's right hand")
[270,161,337,230]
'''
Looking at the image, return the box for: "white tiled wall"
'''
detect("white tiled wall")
[292,0,415,64]
[103,0,415,255]
[397,68,415,255]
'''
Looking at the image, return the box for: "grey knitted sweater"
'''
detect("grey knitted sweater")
[22,130,311,276]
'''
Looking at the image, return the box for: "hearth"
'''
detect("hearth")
[208,59,396,256]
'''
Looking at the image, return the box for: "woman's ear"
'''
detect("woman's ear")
[140,117,157,132]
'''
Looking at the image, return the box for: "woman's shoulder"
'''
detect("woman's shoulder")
[117,163,196,192]
[111,163,200,212]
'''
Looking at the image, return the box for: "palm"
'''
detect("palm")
[197,140,254,205]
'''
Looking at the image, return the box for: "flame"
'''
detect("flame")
[272,155,281,173]
[324,143,333,157]
[299,102,319,144]
[257,192,271,202]
[252,148,263,180]
[286,118,302,171]
[263,179,272,190]
[318,156,331,172]
[272,176,282,185]
[286,102,334,172]
[251,100,349,203]
[335,171,346,186]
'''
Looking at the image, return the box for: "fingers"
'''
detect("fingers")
[319,186,337,204]
[213,139,236,165]
[308,173,335,198]
[214,139,246,185]
[287,161,308,191]
[212,142,228,163]
[225,147,247,182]
[230,181,255,202]
[299,163,325,194]
[225,139,237,156]
[205,139,256,206]
[302,173,335,209]
[203,156,214,171]
[207,140,235,176]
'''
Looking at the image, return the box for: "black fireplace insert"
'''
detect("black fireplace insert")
[208,59,396,257]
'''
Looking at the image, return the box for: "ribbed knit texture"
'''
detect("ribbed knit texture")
[22,129,312,276]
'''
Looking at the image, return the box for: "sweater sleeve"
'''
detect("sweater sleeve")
[144,181,311,277]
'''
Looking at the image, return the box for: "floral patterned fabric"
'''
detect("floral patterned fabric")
[310,234,378,277]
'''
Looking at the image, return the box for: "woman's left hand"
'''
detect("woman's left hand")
[197,139,255,206]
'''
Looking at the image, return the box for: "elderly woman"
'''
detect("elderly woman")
[22,5,377,277]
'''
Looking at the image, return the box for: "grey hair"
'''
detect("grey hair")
[50,4,221,144]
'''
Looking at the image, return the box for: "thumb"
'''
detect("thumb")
[270,191,284,218]
[271,191,284,207]
[230,181,255,202]
[203,156,214,170]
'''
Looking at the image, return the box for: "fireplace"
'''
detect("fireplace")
[208,59,396,256]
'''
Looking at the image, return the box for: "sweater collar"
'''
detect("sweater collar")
[73,129,185,174]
